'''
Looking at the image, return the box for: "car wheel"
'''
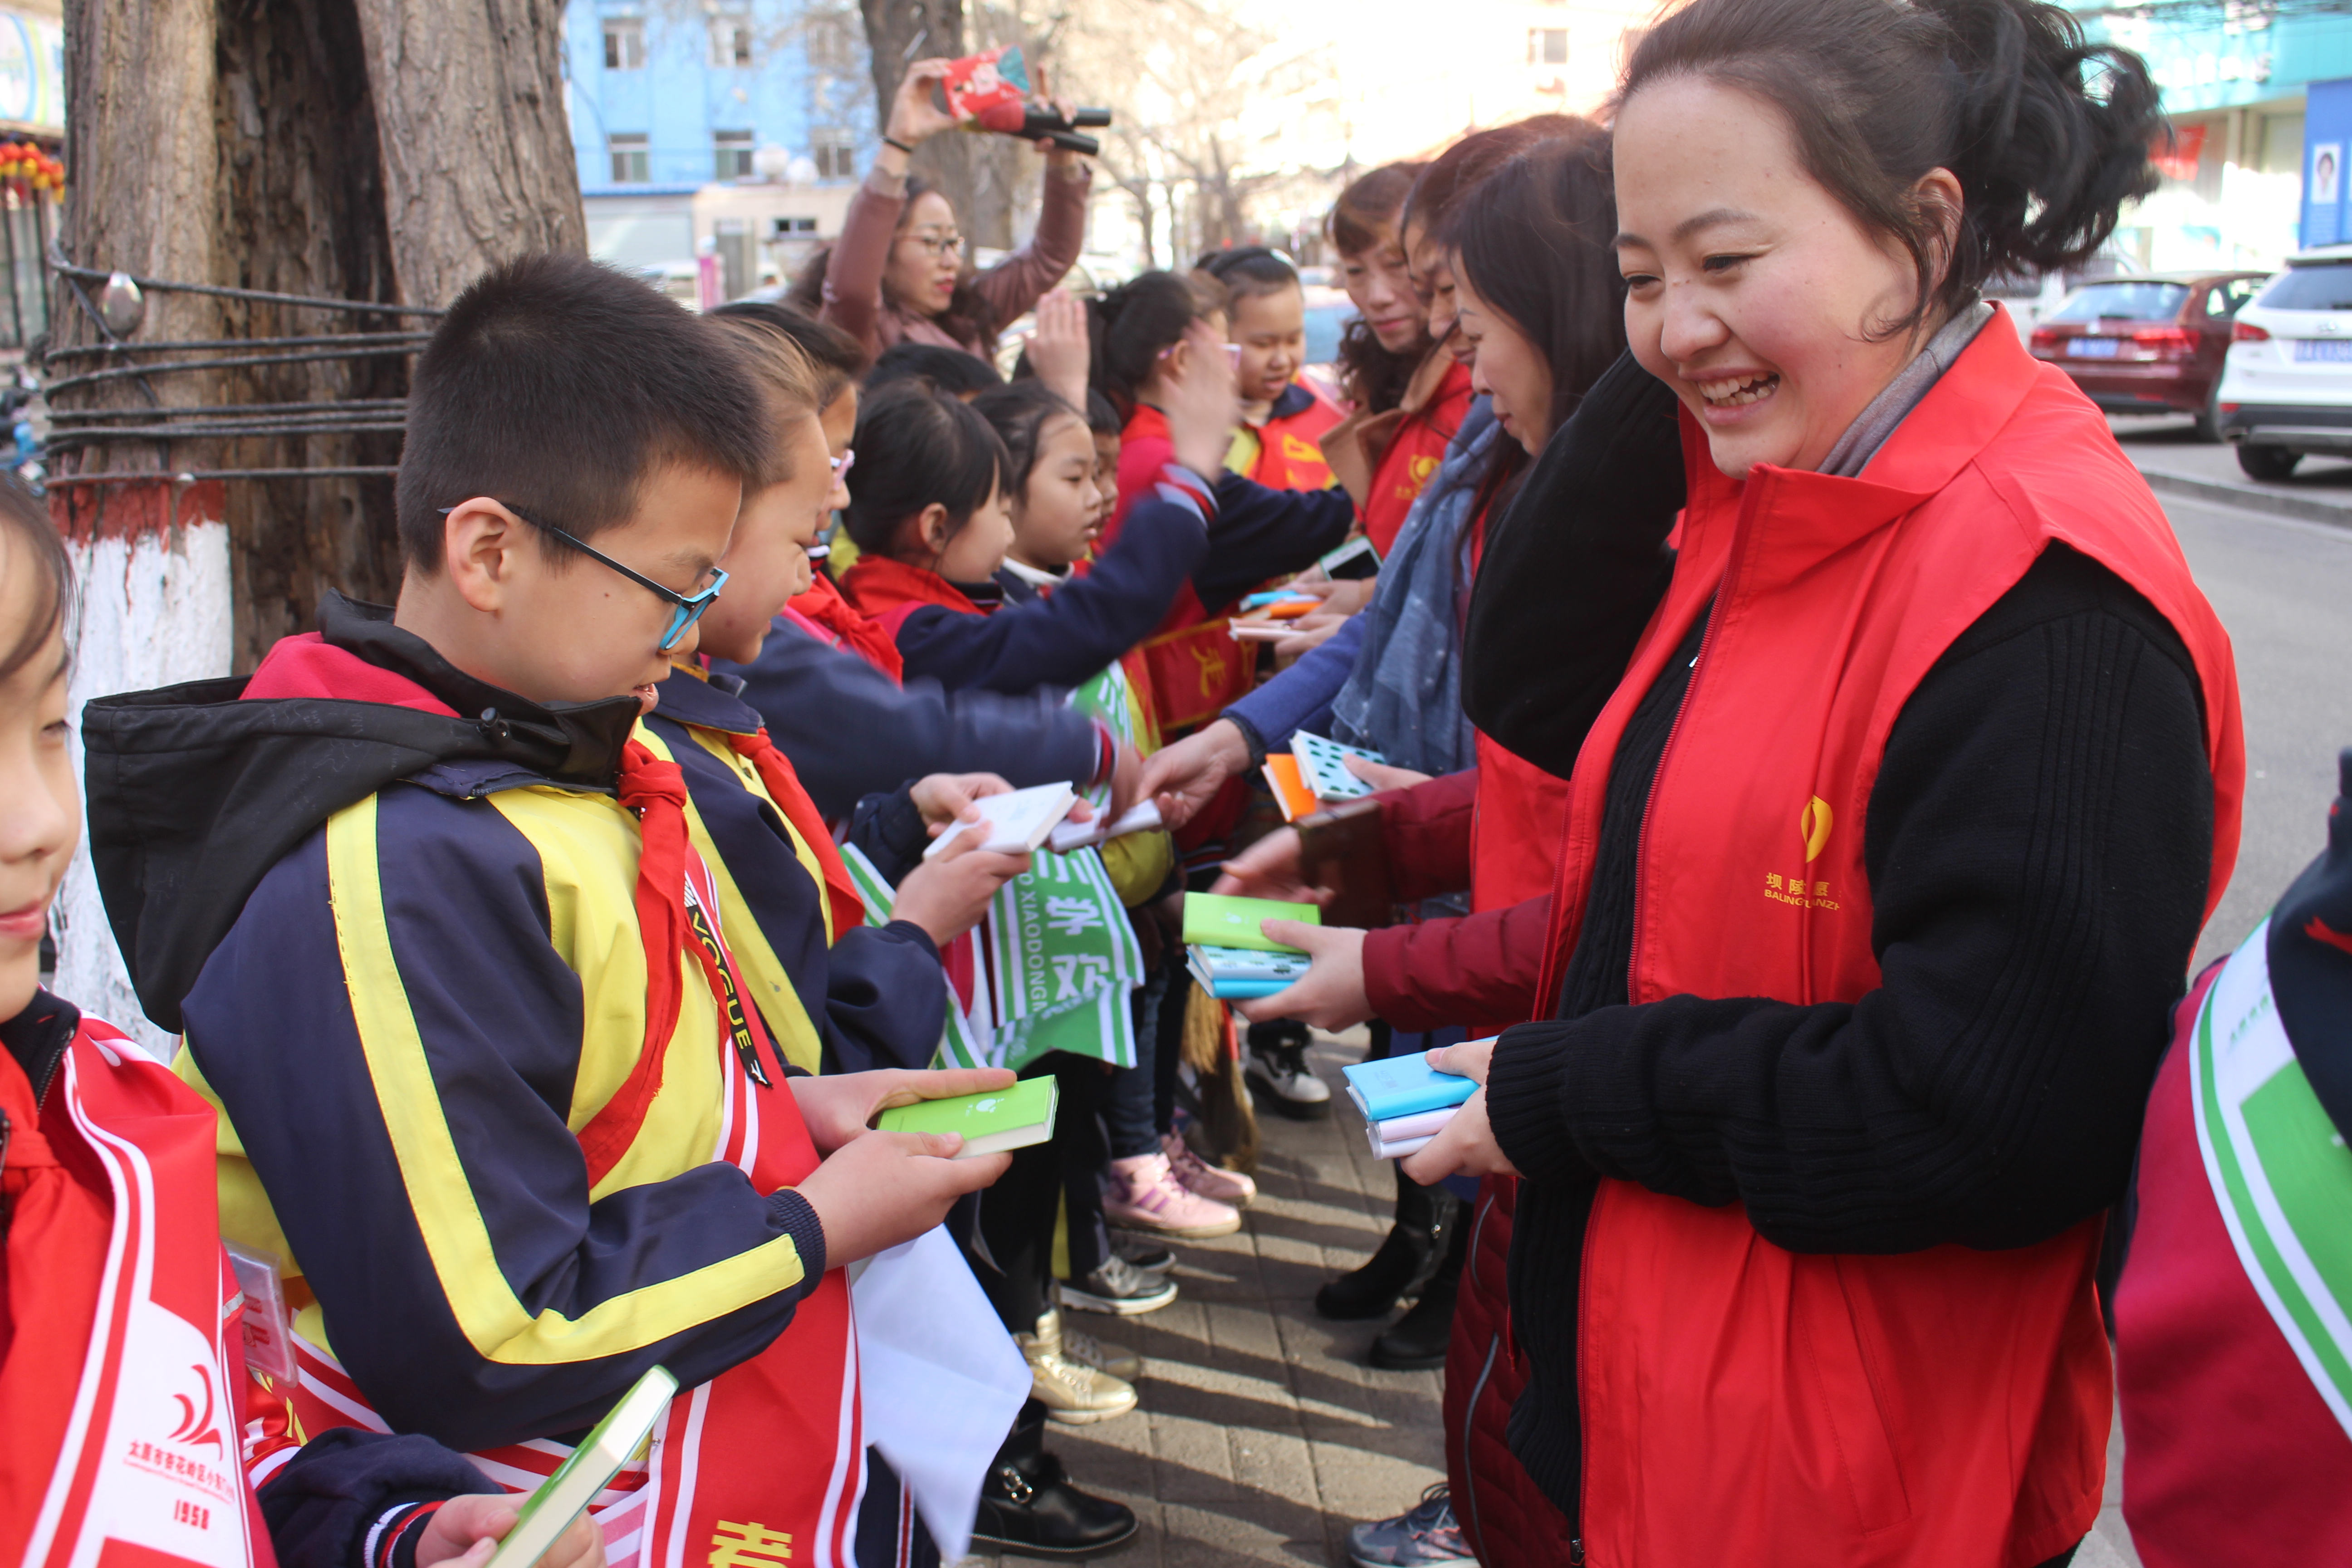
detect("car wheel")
[2191,385,2223,443]
[2237,444,2302,481]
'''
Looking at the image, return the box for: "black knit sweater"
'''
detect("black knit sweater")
[1485,542,2216,1519]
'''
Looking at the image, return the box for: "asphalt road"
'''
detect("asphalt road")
[2167,492,2352,970]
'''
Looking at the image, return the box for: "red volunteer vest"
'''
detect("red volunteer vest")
[1364,360,1476,555]
[1243,383,1343,493]
[1105,409,1254,734]
[1,1016,274,1568]
[1530,317,2244,1568]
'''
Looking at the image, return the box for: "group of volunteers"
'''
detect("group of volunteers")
[7,0,2347,1565]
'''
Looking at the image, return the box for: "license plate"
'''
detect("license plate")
[2066,337,2121,359]
[2292,337,2352,363]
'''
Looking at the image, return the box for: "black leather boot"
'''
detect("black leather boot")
[1370,1210,1468,1370]
[970,1401,1139,1559]
[1315,1168,1454,1320]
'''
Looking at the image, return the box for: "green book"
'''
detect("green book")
[1181,892,1320,954]
[875,1075,1059,1157]
[485,1363,675,1568]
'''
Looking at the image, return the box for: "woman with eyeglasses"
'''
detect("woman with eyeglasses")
[802,58,1092,363]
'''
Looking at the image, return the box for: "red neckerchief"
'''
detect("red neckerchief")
[841,554,987,638]
[786,572,905,684]
[725,727,868,943]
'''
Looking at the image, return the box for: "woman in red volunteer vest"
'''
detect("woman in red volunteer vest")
[0,490,598,1568]
[1325,163,1457,559]
[1405,3,2244,1566]
[1205,127,1665,1568]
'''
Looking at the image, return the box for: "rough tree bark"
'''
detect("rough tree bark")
[49,0,234,1044]
[351,0,586,311]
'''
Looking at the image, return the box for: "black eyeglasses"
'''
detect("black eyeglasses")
[438,502,727,653]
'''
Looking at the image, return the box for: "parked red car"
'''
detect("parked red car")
[2028,271,2268,439]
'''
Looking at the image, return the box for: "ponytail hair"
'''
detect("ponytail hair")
[1620,0,2162,333]
[842,386,1009,562]
[1089,270,1227,420]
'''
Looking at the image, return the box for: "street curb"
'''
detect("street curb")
[2138,468,2352,530]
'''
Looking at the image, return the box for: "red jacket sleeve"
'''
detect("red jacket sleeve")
[1362,894,1553,1035]
[1379,769,1481,902]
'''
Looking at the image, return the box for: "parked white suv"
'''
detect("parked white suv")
[2216,244,2352,479]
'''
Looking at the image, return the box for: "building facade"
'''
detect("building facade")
[0,0,59,350]
[562,0,873,303]
[2075,2,2352,273]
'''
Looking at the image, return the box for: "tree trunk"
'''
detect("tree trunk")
[350,0,585,310]
[48,0,232,1048]
[211,0,408,664]
[49,0,588,1048]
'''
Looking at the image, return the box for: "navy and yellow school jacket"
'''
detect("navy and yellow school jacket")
[83,594,943,1454]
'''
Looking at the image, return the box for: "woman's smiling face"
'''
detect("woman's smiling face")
[1612,74,1956,478]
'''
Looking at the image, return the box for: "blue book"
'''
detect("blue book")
[1207,977,1295,1000]
[1340,1049,1487,1122]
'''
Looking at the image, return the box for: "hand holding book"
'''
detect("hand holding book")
[1394,1038,1522,1186]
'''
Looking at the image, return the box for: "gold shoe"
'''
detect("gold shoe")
[1016,1309,1139,1424]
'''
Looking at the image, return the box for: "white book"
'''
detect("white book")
[1046,799,1163,853]
[922,782,1079,860]
[1291,730,1388,802]
[1373,1107,1460,1142]
[1367,1129,1437,1160]
[1365,1105,1459,1160]
[485,1365,676,1568]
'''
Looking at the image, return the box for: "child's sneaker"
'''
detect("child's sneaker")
[1016,1310,1138,1424]
[1244,1021,1332,1119]
[1163,1131,1257,1207]
[1113,1233,1176,1274]
[1058,1315,1143,1380]
[1102,1152,1242,1239]
[1058,1254,1180,1315]
[1345,1486,1475,1568]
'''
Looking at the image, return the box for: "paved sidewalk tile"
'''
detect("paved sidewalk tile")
[974,1029,1444,1568]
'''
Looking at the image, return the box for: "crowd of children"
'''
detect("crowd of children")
[9,1,2342,1566]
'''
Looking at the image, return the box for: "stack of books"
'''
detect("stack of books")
[1182,892,1317,1000]
[1341,1048,1490,1159]
[1263,729,1389,823]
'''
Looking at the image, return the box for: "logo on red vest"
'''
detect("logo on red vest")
[1765,796,1842,910]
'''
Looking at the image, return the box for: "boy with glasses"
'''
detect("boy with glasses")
[84,254,1017,1567]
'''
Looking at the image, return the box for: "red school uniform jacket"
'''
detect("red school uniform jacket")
[1529,316,2243,1568]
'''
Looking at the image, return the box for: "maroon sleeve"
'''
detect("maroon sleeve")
[820,169,906,359]
[1378,768,1481,903]
[968,162,1093,330]
[1362,894,1553,1035]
